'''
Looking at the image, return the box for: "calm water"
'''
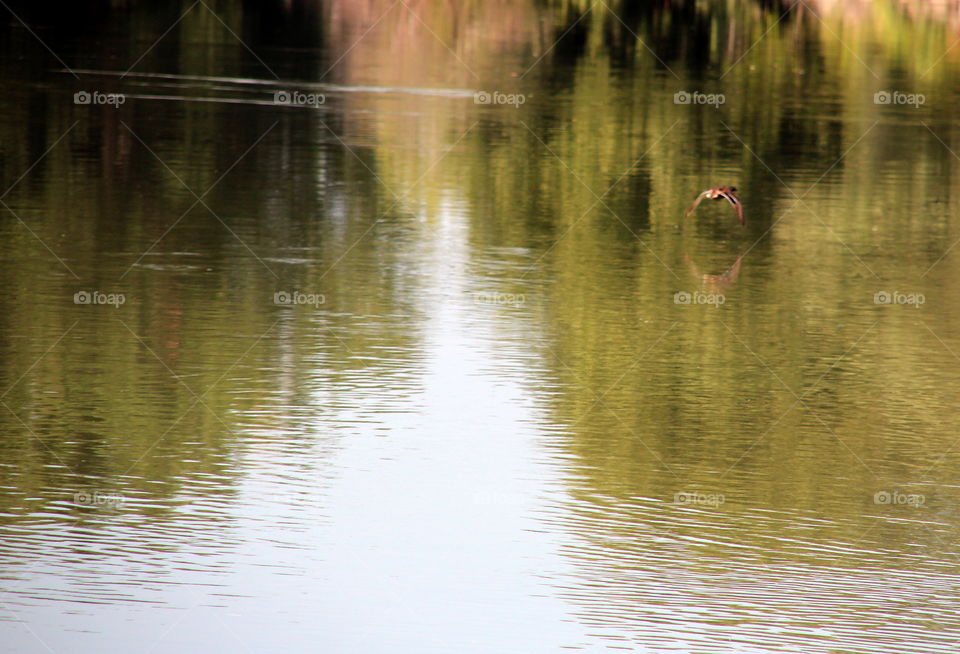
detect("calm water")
[2,1,960,652]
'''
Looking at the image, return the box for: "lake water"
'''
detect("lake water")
[2,1,960,652]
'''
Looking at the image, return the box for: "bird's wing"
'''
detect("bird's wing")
[719,191,744,226]
[684,191,709,218]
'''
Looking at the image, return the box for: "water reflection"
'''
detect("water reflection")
[2,0,960,652]
[685,251,744,292]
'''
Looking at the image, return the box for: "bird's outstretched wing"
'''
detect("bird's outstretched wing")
[717,189,744,226]
[683,191,709,219]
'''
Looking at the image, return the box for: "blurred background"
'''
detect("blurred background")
[1,1,960,652]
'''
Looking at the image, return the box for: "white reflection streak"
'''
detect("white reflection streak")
[314,120,478,282]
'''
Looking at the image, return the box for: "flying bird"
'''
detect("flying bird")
[684,186,744,226]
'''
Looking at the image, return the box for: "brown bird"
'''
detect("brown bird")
[684,186,744,226]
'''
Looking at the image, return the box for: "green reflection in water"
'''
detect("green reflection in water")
[1,0,960,650]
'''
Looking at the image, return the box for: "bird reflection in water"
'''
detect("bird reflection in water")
[684,252,744,293]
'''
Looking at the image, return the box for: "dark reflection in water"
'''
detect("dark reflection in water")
[2,1,960,652]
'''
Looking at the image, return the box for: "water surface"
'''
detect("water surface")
[1,1,960,652]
